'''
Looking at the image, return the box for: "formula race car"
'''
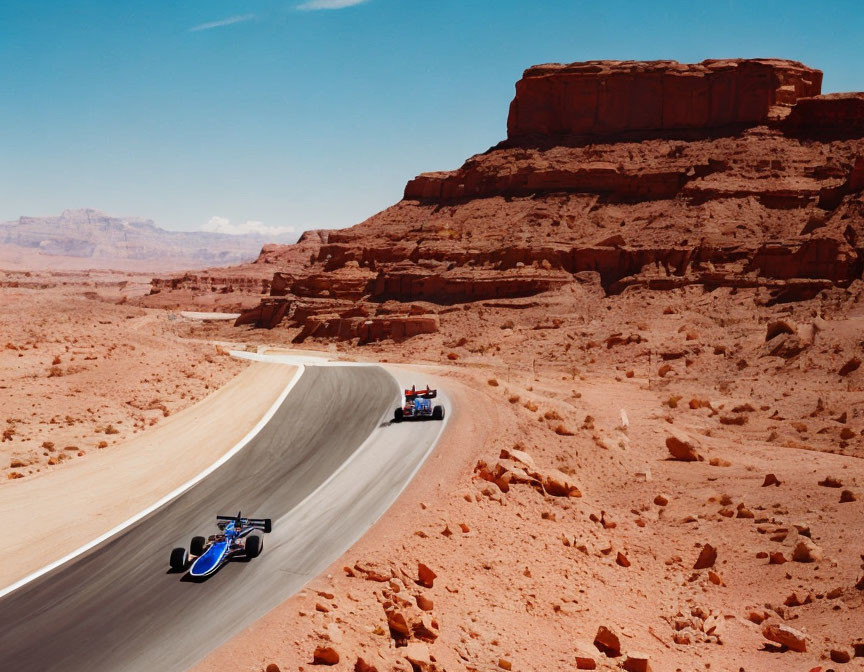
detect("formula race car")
[394,385,445,422]
[169,512,272,579]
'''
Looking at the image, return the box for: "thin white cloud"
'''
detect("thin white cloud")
[189,14,255,32]
[297,0,370,10]
[202,216,295,238]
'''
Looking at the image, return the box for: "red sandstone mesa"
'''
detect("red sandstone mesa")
[506,59,822,141]
[143,58,864,346]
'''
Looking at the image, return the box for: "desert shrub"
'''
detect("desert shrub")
[665,395,683,409]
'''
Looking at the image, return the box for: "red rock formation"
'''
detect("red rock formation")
[783,93,864,138]
[370,267,571,304]
[405,158,720,203]
[507,59,822,142]
[294,314,438,344]
[271,265,374,300]
[152,58,864,345]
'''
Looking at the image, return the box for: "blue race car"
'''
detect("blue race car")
[169,512,271,578]
[393,385,444,422]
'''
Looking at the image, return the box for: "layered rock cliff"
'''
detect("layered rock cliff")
[506,59,822,142]
[147,58,864,343]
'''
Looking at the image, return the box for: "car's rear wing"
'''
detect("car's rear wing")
[404,387,437,399]
[217,515,272,533]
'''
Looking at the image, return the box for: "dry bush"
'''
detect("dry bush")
[544,409,562,421]
[508,394,520,404]
[48,365,63,378]
[523,400,539,412]
[665,395,683,409]
[488,378,499,387]
[104,424,120,435]
[51,355,61,365]
[7,472,24,480]
[446,352,459,361]
[97,440,108,449]
[554,424,575,436]
[719,415,747,426]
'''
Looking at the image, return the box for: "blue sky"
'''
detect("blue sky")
[1,0,862,237]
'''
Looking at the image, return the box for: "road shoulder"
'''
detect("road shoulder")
[0,361,298,589]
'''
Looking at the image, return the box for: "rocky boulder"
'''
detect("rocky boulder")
[762,623,807,652]
[666,429,703,461]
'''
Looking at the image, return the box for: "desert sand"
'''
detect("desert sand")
[3,56,863,671]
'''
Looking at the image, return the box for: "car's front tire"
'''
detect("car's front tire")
[190,536,206,556]
[169,547,188,572]
[245,534,262,559]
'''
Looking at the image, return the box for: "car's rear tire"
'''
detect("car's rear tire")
[432,405,444,420]
[394,408,404,422]
[246,534,262,559]
[169,547,188,571]
[190,536,206,556]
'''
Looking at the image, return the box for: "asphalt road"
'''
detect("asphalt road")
[0,365,447,672]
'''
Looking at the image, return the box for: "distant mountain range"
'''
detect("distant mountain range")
[0,209,294,268]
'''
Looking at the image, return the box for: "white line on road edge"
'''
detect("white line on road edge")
[0,364,306,600]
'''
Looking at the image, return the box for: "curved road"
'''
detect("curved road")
[0,364,446,672]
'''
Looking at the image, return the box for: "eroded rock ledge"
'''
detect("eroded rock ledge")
[145,58,864,343]
[507,59,822,142]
